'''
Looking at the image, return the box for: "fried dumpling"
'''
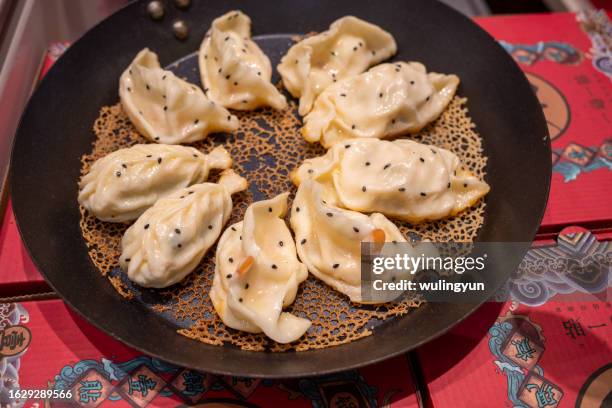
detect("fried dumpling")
[302,62,460,148]
[290,180,409,303]
[211,193,310,343]
[291,138,490,222]
[199,10,287,111]
[78,144,232,222]
[277,16,397,116]
[119,48,238,144]
[120,170,248,288]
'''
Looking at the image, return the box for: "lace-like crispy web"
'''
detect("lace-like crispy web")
[80,95,486,351]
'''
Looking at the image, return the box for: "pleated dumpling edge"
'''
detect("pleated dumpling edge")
[78,144,233,222]
[211,193,310,343]
[199,10,287,111]
[120,169,248,288]
[290,179,408,303]
[292,138,489,223]
[277,15,397,116]
[302,62,460,148]
[119,48,238,144]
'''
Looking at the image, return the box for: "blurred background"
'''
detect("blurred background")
[0,0,608,197]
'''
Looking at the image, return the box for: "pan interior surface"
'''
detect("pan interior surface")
[10,0,550,377]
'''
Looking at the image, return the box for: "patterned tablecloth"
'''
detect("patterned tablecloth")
[0,11,610,408]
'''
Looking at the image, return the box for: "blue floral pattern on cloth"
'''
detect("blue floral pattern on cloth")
[552,140,612,182]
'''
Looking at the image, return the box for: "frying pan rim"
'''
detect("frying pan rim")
[9,0,551,377]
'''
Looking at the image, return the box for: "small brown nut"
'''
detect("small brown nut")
[147,1,164,20]
[172,20,189,41]
[173,0,191,9]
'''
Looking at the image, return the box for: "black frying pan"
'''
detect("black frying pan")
[10,0,550,377]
